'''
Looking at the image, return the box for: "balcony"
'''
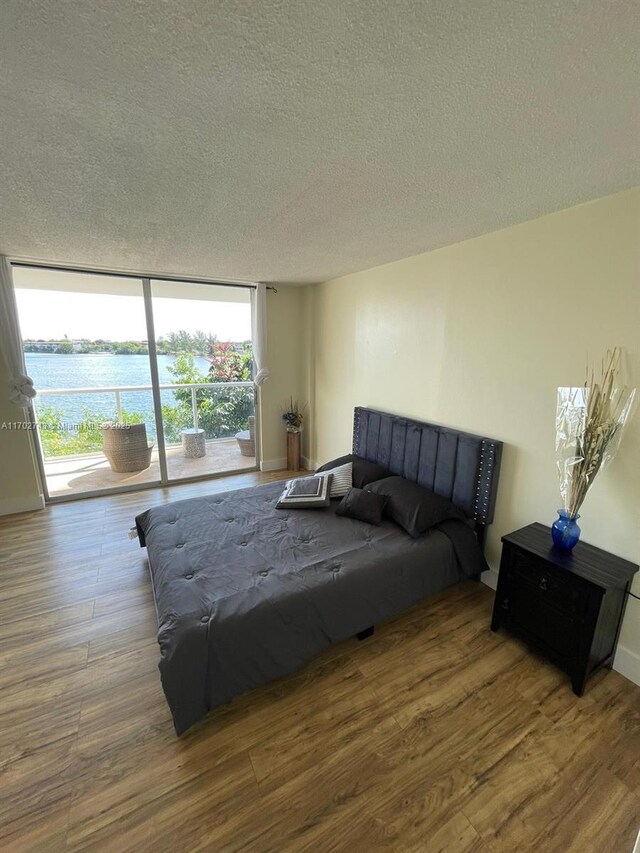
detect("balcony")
[35,381,256,498]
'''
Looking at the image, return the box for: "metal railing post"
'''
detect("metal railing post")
[191,387,199,429]
[114,390,123,423]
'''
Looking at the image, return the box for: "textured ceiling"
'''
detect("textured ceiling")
[1,1,639,284]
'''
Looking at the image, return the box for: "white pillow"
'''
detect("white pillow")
[316,462,352,498]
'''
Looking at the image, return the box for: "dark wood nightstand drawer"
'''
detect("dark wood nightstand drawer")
[504,572,579,665]
[509,548,582,617]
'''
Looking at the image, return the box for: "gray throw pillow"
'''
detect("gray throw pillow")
[352,457,392,488]
[276,475,332,509]
[335,487,389,525]
[316,454,392,488]
[367,476,463,538]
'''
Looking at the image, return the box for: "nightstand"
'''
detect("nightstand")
[491,523,638,696]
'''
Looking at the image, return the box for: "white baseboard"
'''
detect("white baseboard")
[260,457,287,472]
[613,644,640,688]
[480,568,499,590]
[261,457,313,473]
[301,456,316,471]
[0,494,45,516]
[481,568,640,688]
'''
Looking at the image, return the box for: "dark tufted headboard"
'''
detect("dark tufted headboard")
[352,407,502,530]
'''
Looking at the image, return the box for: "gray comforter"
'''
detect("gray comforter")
[136,481,488,734]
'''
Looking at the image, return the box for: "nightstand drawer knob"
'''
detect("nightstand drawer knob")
[539,577,548,591]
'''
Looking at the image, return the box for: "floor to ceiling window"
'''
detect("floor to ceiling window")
[12,265,257,501]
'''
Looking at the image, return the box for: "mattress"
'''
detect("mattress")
[136,480,488,734]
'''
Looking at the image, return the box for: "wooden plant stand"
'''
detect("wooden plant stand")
[286,430,302,471]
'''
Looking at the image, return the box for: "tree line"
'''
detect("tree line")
[24,330,246,356]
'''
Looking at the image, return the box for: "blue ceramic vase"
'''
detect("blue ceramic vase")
[551,509,581,551]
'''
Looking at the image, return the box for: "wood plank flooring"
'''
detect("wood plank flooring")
[1,471,639,852]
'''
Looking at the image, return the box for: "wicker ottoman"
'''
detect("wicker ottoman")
[101,423,153,473]
[181,428,206,458]
[235,415,256,457]
[235,430,254,456]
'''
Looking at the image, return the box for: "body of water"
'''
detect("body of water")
[26,353,212,436]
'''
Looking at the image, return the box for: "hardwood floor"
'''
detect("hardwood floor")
[1,472,639,852]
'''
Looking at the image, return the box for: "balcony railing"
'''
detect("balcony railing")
[36,381,254,431]
[33,381,255,459]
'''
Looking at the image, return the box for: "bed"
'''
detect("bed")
[135,407,503,735]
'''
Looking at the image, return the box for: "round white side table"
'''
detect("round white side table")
[181,428,206,458]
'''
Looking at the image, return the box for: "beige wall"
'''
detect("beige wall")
[259,284,311,467]
[309,187,640,664]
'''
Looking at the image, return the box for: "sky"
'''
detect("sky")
[15,289,252,342]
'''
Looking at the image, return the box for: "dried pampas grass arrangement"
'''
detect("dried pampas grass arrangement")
[556,348,636,518]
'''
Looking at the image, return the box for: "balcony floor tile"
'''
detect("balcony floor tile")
[44,439,256,498]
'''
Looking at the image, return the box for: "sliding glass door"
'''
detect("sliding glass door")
[150,280,256,484]
[12,265,257,501]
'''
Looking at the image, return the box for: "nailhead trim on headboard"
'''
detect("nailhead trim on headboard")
[474,439,500,524]
[352,407,361,457]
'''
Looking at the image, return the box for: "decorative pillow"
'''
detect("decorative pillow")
[316,454,391,489]
[276,475,332,509]
[367,476,463,538]
[315,462,352,497]
[335,487,389,525]
[352,457,392,488]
